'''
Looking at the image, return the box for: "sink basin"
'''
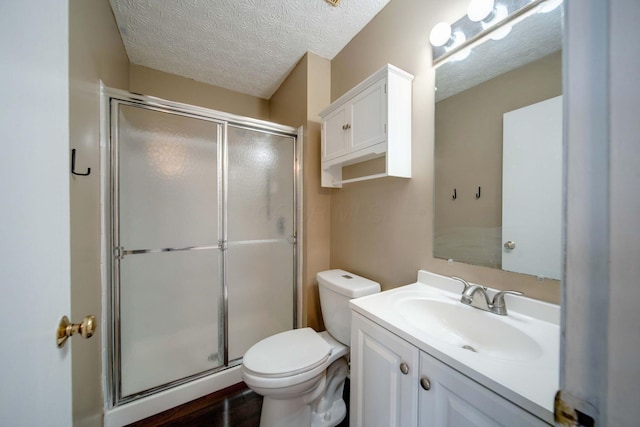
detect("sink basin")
[394,297,543,361]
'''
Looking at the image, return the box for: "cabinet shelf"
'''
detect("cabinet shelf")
[319,64,413,188]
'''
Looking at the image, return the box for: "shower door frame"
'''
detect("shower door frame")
[101,86,303,408]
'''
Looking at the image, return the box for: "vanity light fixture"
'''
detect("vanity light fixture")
[467,0,495,22]
[430,0,550,67]
[467,0,512,40]
[429,23,471,61]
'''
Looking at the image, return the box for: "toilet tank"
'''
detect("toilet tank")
[317,269,380,346]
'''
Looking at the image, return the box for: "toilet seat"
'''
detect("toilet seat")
[242,328,335,389]
[243,328,331,378]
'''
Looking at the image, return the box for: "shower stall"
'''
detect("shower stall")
[103,88,301,410]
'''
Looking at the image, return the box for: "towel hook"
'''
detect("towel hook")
[452,189,457,200]
[71,149,91,176]
[475,186,481,199]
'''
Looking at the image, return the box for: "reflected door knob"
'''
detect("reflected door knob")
[57,315,96,348]
[504,240,516,250]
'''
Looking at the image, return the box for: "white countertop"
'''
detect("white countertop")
[349,270,559,425]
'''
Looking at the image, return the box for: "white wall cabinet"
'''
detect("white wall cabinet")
[350,312,551,427]
[319,64,413,188]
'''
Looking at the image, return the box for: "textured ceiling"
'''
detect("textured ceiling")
[110,0,390,99]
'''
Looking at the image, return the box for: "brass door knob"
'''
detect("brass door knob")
[57,315,96,348]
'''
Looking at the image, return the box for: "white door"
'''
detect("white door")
[502,96,562,280]
[0,2,72,425]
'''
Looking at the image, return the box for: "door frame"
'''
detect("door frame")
[561,0,640,424]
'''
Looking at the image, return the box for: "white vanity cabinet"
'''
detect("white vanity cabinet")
[319,64,413,188]
[350,312,551,427]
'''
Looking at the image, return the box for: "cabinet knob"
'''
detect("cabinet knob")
[342,123,351,130]
[420,376,431,391]
[399,362,409,375]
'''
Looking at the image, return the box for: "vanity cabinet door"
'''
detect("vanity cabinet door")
[418,351,550,426]
[351,312,419,427]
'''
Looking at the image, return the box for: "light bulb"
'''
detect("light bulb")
[538,0,563,13]
[429,22,452,47]
[451,47,472,62]
[467,0,495,22]
[490,24,512,40]
[481,4,510,40]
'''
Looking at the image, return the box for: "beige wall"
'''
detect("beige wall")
[69,0,130,425]
[130,64,270,120]
[329,0,560,303]
[269,53,332,330]
[434,52,562,269]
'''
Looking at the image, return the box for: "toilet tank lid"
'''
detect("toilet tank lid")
[317,269,381,298]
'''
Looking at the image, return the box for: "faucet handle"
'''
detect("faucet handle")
[451,276,472,293]
[491,290,524,315]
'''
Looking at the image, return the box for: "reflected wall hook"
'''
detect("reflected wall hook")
[475,186,481,199]
[71,149,91,176]
[452,189,457,200]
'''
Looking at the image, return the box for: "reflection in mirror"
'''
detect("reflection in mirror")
[433,1,562,280]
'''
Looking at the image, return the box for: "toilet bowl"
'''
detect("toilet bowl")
[241,269,380,427]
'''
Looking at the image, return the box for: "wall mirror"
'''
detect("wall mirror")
[432,0,563,280]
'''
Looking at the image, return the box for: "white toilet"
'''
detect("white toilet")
[241,269,380,427]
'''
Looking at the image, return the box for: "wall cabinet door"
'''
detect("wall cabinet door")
[349,78,387,152]
[350,313,419,427]
[418,351,550,426]
[322,104,349,160]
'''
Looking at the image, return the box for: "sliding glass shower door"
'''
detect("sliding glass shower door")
[226,126,296,361]
[113,103,224,400]
[107,93,298,406]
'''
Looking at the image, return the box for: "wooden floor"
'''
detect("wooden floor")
[127,380,349,427]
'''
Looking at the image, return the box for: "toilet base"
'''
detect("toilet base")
[311,398,346,427]
[255,358,349,427]
[260,395,313,427]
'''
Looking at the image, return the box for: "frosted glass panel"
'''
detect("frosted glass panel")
[120,250,221,397]
[227,242,294,360]
[227,126,294,242]
[118,104,219,249]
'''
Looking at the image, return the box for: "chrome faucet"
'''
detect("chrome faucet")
[490,290,524,316]
[452,277,523,316]
[461,284,492,311]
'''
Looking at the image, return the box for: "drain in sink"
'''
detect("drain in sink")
[462,344,478,353]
